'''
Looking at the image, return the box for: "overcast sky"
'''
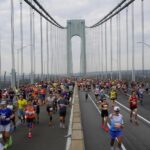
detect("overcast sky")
[0,0,150,75]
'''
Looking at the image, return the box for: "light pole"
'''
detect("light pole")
[137,42,150,47]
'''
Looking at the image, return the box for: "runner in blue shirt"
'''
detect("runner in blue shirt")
[0,101,14,149]
[109,106,124,150]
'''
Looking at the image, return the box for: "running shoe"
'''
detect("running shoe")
[8,136,13,147]
[135,121,139,126]
[104,127,109,132]
[4,143,9,149]
[60,123,62,128]
[101,124,104,129]
[28,132,32,138]
[110,146,114,150]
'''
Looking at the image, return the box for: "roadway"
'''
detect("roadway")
[9,105,70,150]
[79,90,150,150]
[4,89,150,150]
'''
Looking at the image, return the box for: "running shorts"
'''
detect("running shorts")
[110,130,123,139]
[0,123,11,132]
[101,110,108,118]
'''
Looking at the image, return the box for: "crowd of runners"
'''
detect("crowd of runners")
[77,78,149,150]
[0,77,149,150]
[0,79,75,149]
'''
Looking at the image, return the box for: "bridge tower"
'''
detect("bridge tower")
[67,20,86,75]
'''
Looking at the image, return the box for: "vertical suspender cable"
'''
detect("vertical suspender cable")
[126,6,129,74]
[98,26,101,76]
[55,27,58,75]
[105,22,108,79]
[116,14,119,79]
[30,0,34,84]
[91,29,94,72]
[57,28,59,76]
[40,14,43,81]
[54,27,56,76]
[11,0,16,88]
[50,24,53,77]
[33,10,35,78]
[94,28,96,72]
[110,18,113,80]
[56,28,58,75]
[101,25,104,79]
[89,30,91,72]
[0,38,1,82]
[118,11,121,80]
[96,27,99,74]
[46,21,49,80]
[131,2,135,81]
[141,0,145,77]
[20,0,24,81]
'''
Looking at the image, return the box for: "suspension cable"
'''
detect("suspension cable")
[33,0,65,29]
[24,0,66,29]
[87,0,135,28]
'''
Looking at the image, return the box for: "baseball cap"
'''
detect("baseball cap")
[114,106,120,112]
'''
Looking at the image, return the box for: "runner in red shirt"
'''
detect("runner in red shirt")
[128,91,139,125]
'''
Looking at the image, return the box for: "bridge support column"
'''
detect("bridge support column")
[67,20,86,76]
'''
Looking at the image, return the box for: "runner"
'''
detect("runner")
[33,96,40,124]
[7,100,16,130]
[40,87,46,105]
[100,97,109,132]
[85,92,88,102]
[109,88,117,107]
[58,95,68,128]
[109,106,124,150]
[17,95,27,124]
[94,85,100,101]
[25,100,36,138]
[145,82,149,94]
[53,94,58,113]
[46,94,54,126]
[0,101,14,149]
[99,89,106,102]
[129,91,139,125]
[137,86,144,105]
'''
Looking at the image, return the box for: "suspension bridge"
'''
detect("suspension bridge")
[0,0,150,150]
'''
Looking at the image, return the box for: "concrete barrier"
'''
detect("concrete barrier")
[70,86,85,150]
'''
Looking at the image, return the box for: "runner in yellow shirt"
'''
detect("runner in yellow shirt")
[109,89,117,107]
[17,95,27,124]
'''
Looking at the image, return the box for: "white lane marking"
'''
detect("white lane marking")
[88,94,127,150]
[105,94,150,125]
[65,95,75,150]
